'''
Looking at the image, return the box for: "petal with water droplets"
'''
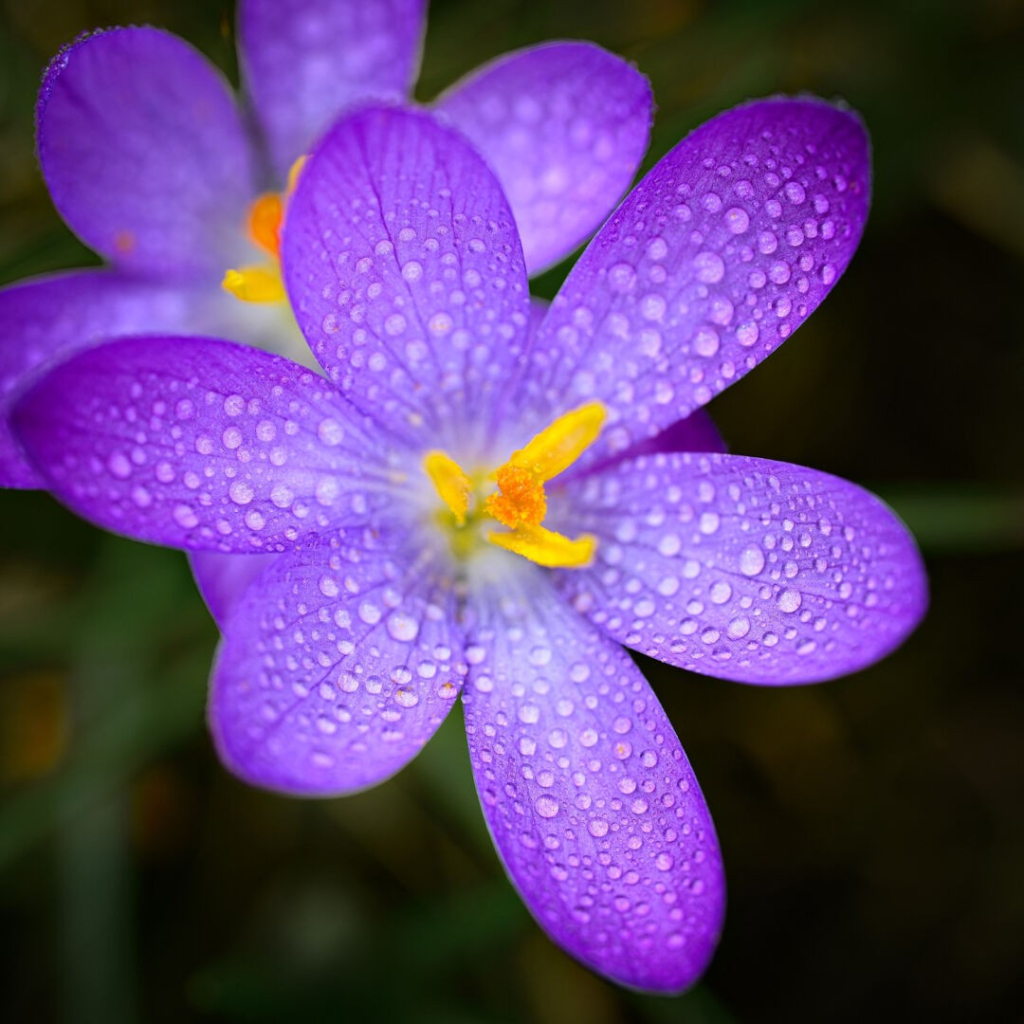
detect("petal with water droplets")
[434,42,652,276]
[238,0,426,180]
[282,105,531,456]
[557,452,927,684]
[520,97,871,464]
[462,570,724,992]
[37,28,256,276]
[13,337,393,552]
[210,532,464,795]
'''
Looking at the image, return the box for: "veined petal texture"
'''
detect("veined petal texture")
[13,338,394,552]
[283,105,531,458]
[238,0,427,180]
[435,42,652,275]
[37,28,257,277]
[522,97,871,462]
[210,533,465,795]
[462,572,724,992]
[557,453,927,684]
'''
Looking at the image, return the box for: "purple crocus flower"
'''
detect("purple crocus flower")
[0,0,652,488]
[14,100,927,991]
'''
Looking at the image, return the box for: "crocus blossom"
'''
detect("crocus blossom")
[14,100,927,991]
[0,0,652,487]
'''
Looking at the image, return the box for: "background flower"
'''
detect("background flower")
[0,1,1020,1022]
[0,0,652,487]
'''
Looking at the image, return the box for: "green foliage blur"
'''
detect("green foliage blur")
[1,0,1022,1021]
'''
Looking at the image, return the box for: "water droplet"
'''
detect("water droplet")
[318,419,344,445]
[358,602,382,625]
[588,818,609,837]
[699,511,720,535]
[736,321,759,347]
[739,544,765,575]
[778,589,802,613]
[693,251,725,284]
[173,504,198,529]
[693,326,720,357]
[535,795,559,819]
[229,480,254,505]
[386,611,419,641]
[724,207,750,234]
[107,452,131,479]
[728,616,751,639]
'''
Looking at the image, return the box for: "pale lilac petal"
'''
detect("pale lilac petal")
[189,550,281,629]
[556,452,927,685]
[434,42,652,275]
[283,105,531,458]
[37,28,257,276]
[13,337,396,552]
[210,533,464,795]
[462,570,724,992]
[0,269,227,489]
[239,0,427,180]
[521,97,870,463]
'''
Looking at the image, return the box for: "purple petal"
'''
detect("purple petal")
[434,42,652,275]
[189,550,281,629]
[37,28,257,276]
[13,336,394,552]
[462,572,724,992]
[283,105,531,457]
[556,452,927,685]
[521,97,871,462]
[210,533,464,795]
[238,0,427,180]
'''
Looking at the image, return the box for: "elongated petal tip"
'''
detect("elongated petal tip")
[524,95,871,464]
[209,537,464,796]
[463,577,725,992]
[561,452,927,685]
[37,26,257,276]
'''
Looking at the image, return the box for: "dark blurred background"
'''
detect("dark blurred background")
[1,0,1022,1021]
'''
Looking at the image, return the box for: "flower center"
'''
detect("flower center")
[423,401,606,568]
[222,157,306,305]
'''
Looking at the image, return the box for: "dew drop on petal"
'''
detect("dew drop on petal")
[739,544,766,576]
[535,795,559,819]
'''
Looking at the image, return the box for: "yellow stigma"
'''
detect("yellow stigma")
[423,401,605,569]
[223,155,306,305]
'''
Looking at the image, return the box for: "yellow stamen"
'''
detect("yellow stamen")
[424,450,472,525]
[221,266,287,303]
[509,401,606,482]
[487,525,596,568]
